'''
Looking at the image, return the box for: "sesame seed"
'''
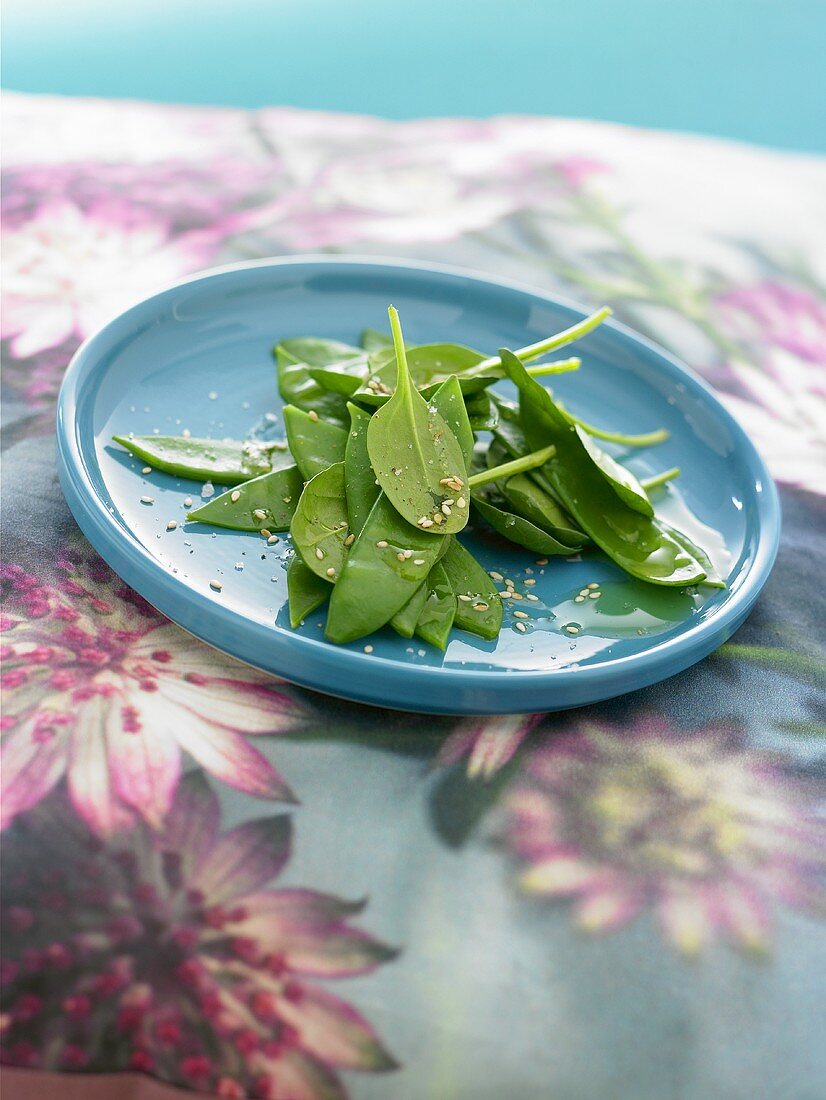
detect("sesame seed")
[260,529,272,538]
[141,466,152,474]
[579,589,590,597]
[315,548,324,560]
[376,540,388,548]
[140,496,154,504]
[209,579,223,592]
[490,571,504,582]
[182,428,191,439]
[587,582,600,590]
[268,535,280,545]
[413,559,425,566]
[565,625,580,635]
[419,518,434,528]
[589,592,601,599]
[505,579,515,587]
[344,534,355,547]
[432,512,444,525]
[441,503,452,516]
[524,579,536,586]
[442,498,455,506]
[403,549,412,559]
[183,497,193,507]
[326,567,336,577]
[231,490,241,502]
[472,602,489,612]
[458,594,473,602]
[364,645,374,654]
[515,621,527,633]
[252,508,266,521]
[536,558,549,566]
[166,520,177,530]
[456,496,466,509]
[514,610,529,619]
[308,410,319,422]
[511,592,524,600]
[498,590,511,598]
[397,552,406,562]
[575,595,585,603]
[282,497,292,504]
[526,593,540,601]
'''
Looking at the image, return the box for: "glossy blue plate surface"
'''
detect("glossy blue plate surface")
[56,258,780,714]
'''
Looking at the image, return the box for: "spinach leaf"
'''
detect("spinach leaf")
[307,362,369,397]
[366,308,469,537]
[283,405,348,481]
[275,337,363,424]
[112,434,289,484]
[344,402,380,536]
[500,349,709,587]
[187,465,303,531]
[501,473,589,547]
[472,488,579,556]
[574,426,653,516]
[287,554,330,627]
[430,376,475,467]
[415,563,457,650]
[360,328,393,352]
[325,494,449,643]
[289,462,350,583]
[440,541,502,641]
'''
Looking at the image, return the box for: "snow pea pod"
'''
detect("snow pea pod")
[187,465,303,531]
[389,581,430,638]
[500,349,709,587]
[111,434,290,485]
[287,554,329,627]
[283,405,348,481]
[344,402,380,536]
[366,308,469,537]
[414,563,456,650]
[290,462,350,583]
[275,337,364,424]
[472,489,579,556]
[325,494,449,644]
[440,541,502,641]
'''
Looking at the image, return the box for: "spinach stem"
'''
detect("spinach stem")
[474,307,612,373]
[573,419,669,447]
[468,445,557,489]
[641,466,681,492]
[526,356,581,377]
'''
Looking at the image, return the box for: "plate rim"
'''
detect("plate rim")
[56,254,781,715]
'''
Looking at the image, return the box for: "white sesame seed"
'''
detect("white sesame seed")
[498,590,511,597]
[511,592,524,600]
[536,558,549,566]
[441,503,452,516]
[490,571,504,582]
[326,567,336,577]
[458,594,473,602]
[515,621,527,633]
[565,625,580,635]
[308,410,319,422]
[344,534,355,547]
[432,512,444,525]
[575,595,585,603]
[253,507,267,520]
[397,552,406,562]
[413,559,425,566]
[403,550,412,559]
[260,529,272,538]
[183,497,193,508]
[442,498,455,506]
[231,490,241,502]
[282,496,292,504]
[419,518,434,528]
[209,579,223,592]
[524,579,536,586]
[140,496,154,505]
[376,540,388,548]
[587,582,600,590]
[472,602,489,612]
[166,520,177,530]
[514,610,529,620]
[456,496,466,509]
[315,548,324,560]
[526,593,539,602]
[141,466,152,474]
[268,535,280,545]
[364,645,374,654]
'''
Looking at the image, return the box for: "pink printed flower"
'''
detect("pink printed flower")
[1,199,212,358]
[1,550,309,835]
[711,281,826,494]
[0,775,398,1096]
[437,714,544,779]
[246,114,608,248]
[505,717,825,955]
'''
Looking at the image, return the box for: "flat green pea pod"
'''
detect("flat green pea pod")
[290,462,350,583]
[326,494,449,644]
[187,465,303,531]
[112,434,290,485]
[366,308,469,537]
[501,473,589,548]
[283,405,348,481]
[287,554,330,627]
[414,563,457,650]
[472,488,580,556]
[344,402,380,536]
[275,337,365,424]
[500,349,709,587]
[440,541,502,641]
[389,581,430,638]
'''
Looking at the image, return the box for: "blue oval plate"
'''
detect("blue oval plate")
[57,257,780,715]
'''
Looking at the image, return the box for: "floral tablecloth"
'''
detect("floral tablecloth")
[2,93,825,1100]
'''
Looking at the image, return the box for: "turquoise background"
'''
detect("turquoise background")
[3,0,824,153]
